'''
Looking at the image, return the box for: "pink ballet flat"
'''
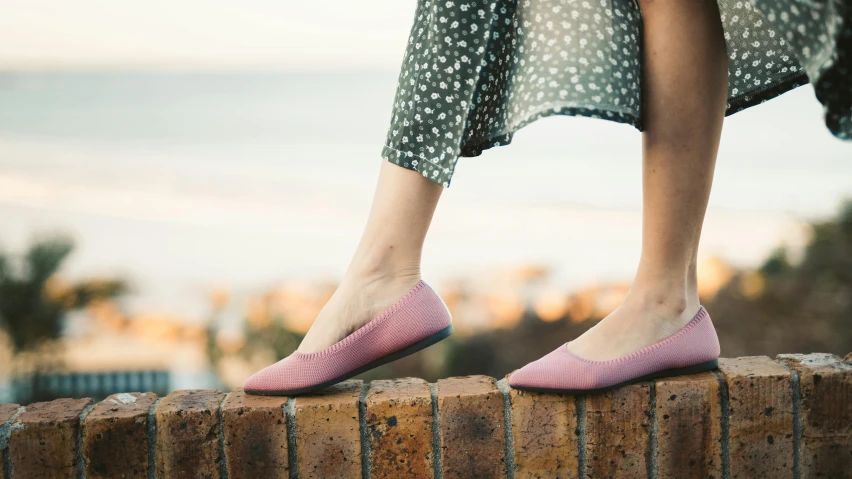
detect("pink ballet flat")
[508,306,720,394]
[243,280,453,396]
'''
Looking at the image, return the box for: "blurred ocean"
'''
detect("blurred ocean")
[1,71,850,319]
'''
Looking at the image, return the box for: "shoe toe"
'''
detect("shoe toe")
[243,358,291,393]
[507,368,533,388]
[508,346,592,391]
[508,356,555,389]
[242,367,270,392]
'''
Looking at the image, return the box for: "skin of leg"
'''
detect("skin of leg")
[568,0,729,360]
[298,159,443,353]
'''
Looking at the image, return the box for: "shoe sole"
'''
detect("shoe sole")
[510,358,720,395]
[245,324,454,396]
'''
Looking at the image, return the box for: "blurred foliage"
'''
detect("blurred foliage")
[205,307,304,388]
[449,201,852,378]
[207,201,852,384]
[0,235,127,354]
[206,320,302,369]
[706,200,852,357]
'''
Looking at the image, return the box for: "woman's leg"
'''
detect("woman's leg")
[567,0,729,360]
[297,160,443,353]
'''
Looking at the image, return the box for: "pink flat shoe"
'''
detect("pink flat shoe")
[243,280,453,396]
[509,306,720,394]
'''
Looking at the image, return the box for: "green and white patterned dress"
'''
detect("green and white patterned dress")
[381,0,851,187]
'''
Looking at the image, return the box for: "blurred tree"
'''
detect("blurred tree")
[445,200,852,378]
[0,235,127,354]
[205,300,303,389]
[708,200,852,357]
[205,201,852,385]
[206,320,302,369]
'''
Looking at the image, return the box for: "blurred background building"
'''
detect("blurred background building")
[1,0,851,404]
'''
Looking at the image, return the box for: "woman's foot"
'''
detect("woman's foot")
[508,304,720,393]
[297,268,422,353]
[244,277,453,395]
[566,288,701,361]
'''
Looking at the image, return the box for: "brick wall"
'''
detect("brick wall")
[1,353,850,478]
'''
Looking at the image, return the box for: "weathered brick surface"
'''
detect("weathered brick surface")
[778,353,852,478]
[8,398,93,479]
[156,389,226,479]
[2,352,852,479]
[0,404,21,479]
[437,375,506,479]
[294,380,362,479]
[655,371,723,479]
[365,378,434,479]
[509,387,577,478]
[82,392,157,479]
[0,404,19,424]
[584,382,651,478]
[221,388,289,479]
[719,356,795,479]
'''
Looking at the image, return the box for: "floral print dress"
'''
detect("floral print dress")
[381,0,851,187]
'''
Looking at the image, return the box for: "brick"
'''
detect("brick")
[509,387,577,478]
[0,404,21,479]
[777,353,852,478]
[156,389,226,479]
[719,356,795,479]
[655,372,723,479]
[82,392,158,479]
[437,375,506,479]
[365,378,434,479]
[584,382,651,478]
[221,389,289,479]
[8,397,93,479]
[294,380,362,479]
[0,404,19,424]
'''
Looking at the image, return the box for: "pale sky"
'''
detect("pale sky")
[0,0,415,70]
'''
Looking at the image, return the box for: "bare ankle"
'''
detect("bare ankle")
[347,246,421,284]
[622,288,693,320]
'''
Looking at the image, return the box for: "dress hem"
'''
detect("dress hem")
[383,70,810,189]
[726,71,809,115]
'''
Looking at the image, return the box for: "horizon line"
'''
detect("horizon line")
[0,65,399,75]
